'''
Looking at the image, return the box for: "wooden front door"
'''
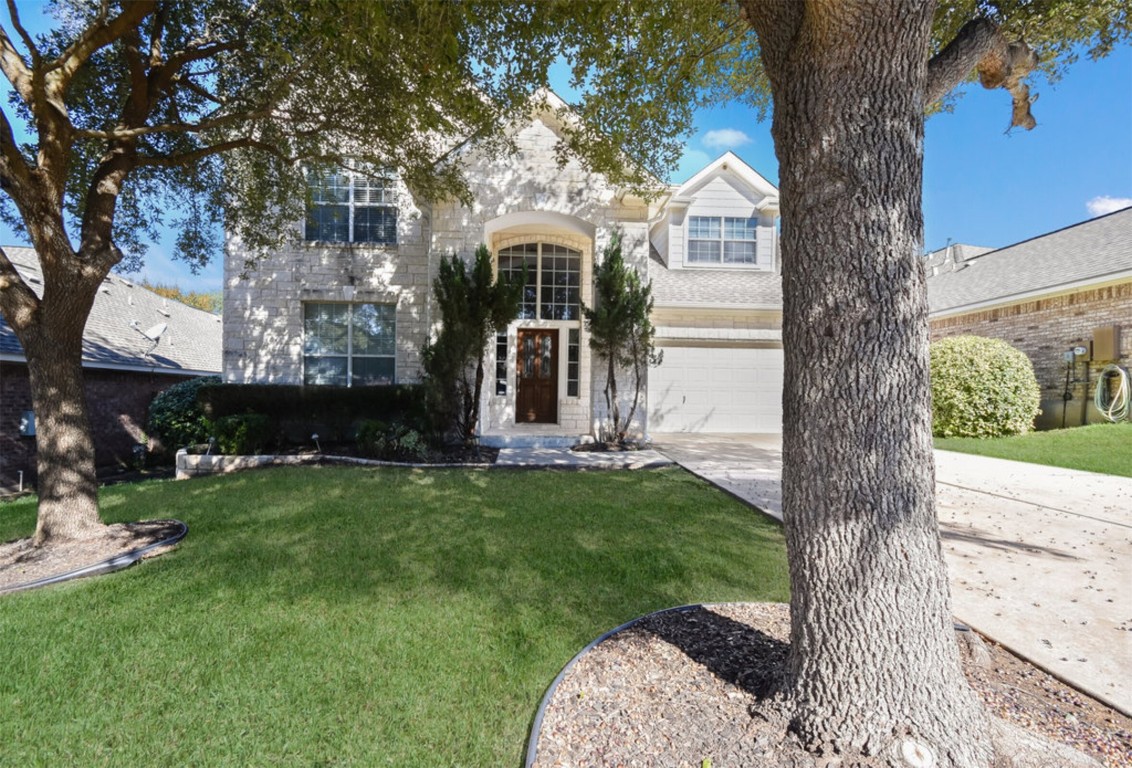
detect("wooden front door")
[516,329,558,423]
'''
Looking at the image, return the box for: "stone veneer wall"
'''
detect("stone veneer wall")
[929,281,1132,429]
[223,109,654,438]
[428,111,652,438]
[0,362,186,492]
[222,186,431,386]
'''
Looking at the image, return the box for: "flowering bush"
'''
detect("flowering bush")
[930,335,1040,438]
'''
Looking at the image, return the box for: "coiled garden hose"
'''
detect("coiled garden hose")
[1095,364,1130,423]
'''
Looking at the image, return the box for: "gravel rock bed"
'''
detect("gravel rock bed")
[0,519,184,594]
[531,602,1132,768]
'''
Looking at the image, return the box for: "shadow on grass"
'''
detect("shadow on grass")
[156,466,787,635]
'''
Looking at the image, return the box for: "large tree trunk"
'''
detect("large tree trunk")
[22,270,105,546]
[747,2,994,765]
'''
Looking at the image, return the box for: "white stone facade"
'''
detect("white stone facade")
[223,100,784,440]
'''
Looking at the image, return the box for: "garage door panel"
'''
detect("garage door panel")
[650,345,783,433]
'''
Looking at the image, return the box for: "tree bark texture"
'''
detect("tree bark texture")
[21,261,104,545]
[744,1,993,764]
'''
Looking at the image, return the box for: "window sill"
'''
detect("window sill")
[300,240,399,249]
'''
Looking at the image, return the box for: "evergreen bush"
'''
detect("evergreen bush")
[930,335,1041,438]
[213,413,274,455]
[356,419,429,462]
[147,375,221,451]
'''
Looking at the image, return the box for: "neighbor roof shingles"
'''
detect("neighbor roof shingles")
[927,208,1132,314]
[0,246,221,374]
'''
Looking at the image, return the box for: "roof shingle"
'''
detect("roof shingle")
[0,246,221,374]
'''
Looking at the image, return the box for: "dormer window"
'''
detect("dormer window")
[305,167,397,245]
[687,216,757,265]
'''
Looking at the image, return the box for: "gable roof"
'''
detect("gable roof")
[0,246,221,375]
[669,151,779,208]
[927,207,1132,315]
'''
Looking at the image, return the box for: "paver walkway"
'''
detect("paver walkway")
[654,433,1132,716]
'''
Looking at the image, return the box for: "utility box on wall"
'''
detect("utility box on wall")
[1092,325,1121,362]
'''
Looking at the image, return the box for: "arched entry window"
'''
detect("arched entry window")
[498,243,581,320]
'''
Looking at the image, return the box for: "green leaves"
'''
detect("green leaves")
[930,335,1041,438]
[422,245,524,441]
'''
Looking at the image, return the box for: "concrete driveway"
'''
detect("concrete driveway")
[653,433,1132,716]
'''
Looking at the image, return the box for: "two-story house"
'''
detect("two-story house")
[223,92,783,444]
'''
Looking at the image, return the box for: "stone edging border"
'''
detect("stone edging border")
[175,449,493,479]
[0,520,189,596]
[523,603,704,768]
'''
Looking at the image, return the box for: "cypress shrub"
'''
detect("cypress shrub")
[930,335,1041,438]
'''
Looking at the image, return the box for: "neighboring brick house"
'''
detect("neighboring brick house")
[927,208,1132,429]
[225,93,784,443]
[0,247,222,491]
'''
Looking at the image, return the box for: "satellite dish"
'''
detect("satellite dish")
[141,322,167,341]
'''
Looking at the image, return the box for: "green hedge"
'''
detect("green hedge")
[197,383,427,443]
[930,335,1041,438]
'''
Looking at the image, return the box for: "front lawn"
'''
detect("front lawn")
[935,422,1132,478]
[0,466,788,767]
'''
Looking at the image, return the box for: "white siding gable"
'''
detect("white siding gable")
[650,152,778,271]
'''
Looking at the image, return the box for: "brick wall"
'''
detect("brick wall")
[929,281,1132,429]
[0,362,187,492]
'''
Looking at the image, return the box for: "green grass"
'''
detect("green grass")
[0,466,788,767]
[935,422,1132,477]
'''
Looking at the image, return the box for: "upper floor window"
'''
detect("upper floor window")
[497,242,582,321]
[687,216,758,265]
[305,167,397,245]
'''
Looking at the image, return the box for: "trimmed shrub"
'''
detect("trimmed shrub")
[930,335,1041,438]
[213,413,274,455]
[356,419,430,462]
[197,384,427,444]
[147,375,221,451]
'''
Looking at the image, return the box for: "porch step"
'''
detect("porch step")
[477,433,589,450]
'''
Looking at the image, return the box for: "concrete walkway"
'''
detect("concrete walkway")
[495,447,673,469]
[654,433,1132,716]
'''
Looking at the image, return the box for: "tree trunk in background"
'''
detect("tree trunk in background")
[23,271,104,546]
[748,1,994,764]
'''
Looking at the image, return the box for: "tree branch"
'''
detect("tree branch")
[927,18,1039,130]
[0,245,41,333]
[135,136,296,168]
[74,106,274,140]
[49,0,155,92]
[5,0,39,66]
[0,25,32,101]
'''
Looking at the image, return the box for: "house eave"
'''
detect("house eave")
[928,269,1132,320]
[0,352,218,377]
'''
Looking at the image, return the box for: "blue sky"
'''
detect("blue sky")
[2,4,1129,293]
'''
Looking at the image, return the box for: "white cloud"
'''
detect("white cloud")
[1086,195,1132,217]
[702,128,751,151]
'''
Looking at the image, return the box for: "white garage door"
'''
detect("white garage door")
[649,345,783,433]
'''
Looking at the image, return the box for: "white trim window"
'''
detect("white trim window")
[303,303,396,386]
[497,242,582,321]
[687,215,757,265]
[305,167,397,244]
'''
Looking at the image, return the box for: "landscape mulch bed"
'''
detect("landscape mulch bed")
[531,602,1132,768]
[0,519,184,594]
